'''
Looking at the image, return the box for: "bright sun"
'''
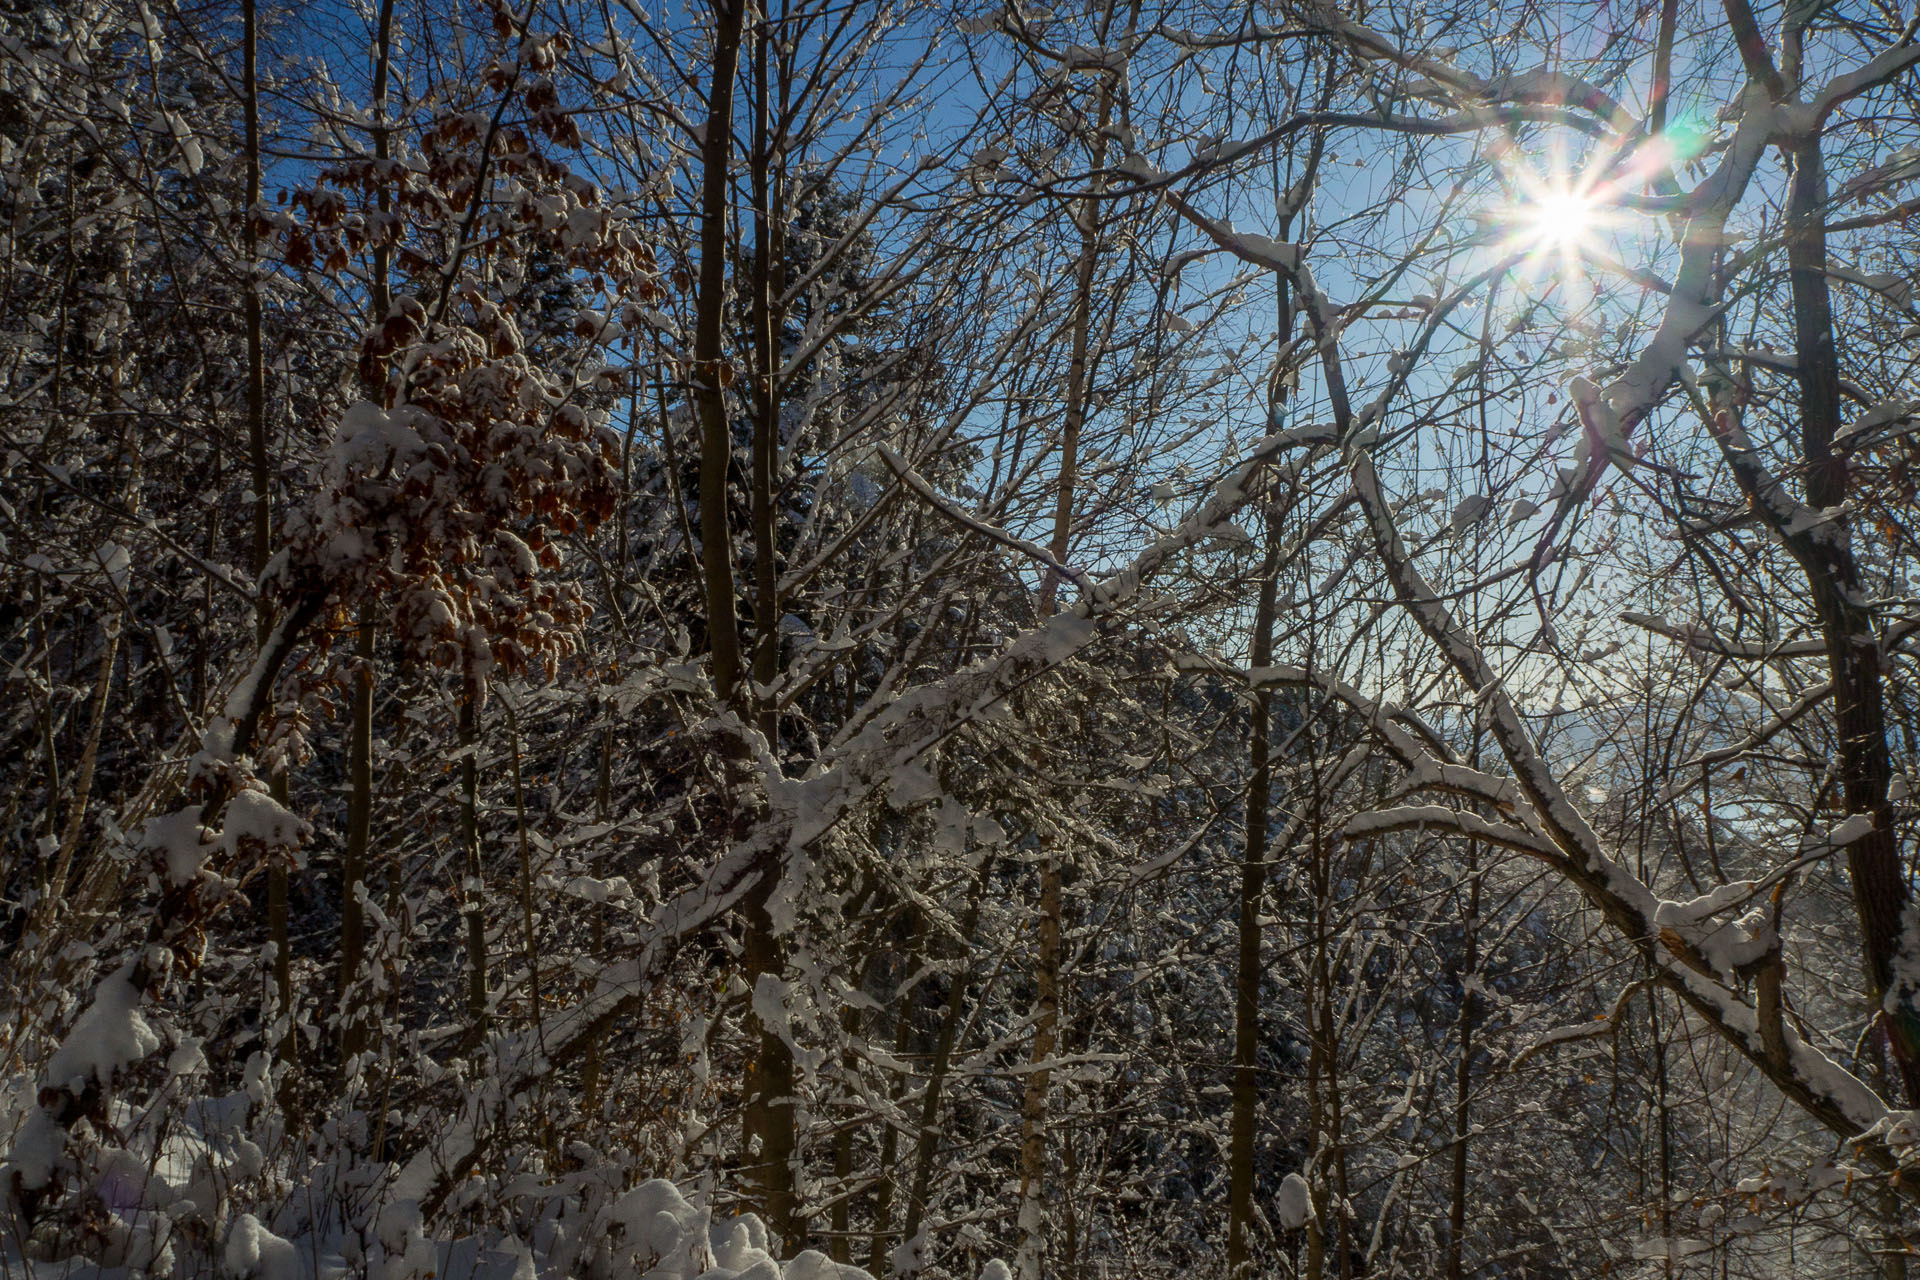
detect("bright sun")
[1525,190,1599,249]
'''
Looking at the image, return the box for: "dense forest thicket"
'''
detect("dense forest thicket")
[6,0,1920,1274]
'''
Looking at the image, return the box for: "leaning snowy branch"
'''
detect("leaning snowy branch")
[1347,438,1898,1156]
[1210,31,1920,1175]
[876,444,1089,590]
[385,419,1337,1216]
[1507,980,1655,1070]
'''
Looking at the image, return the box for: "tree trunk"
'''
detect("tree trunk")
[37,617,118,933]
[1303,753,1353,1280]
[1013,855,1062,1280]
[736,17,804,1248]
[1228,167,1305,1274]
[749,10,785,746]
[741,872,802,1250]
[829,1004,860,1264]
[1228,518,1281,1276]
[338,604,375,1068]
[866,970,920,1277]
[901,861,992,1267]
[1444,844,1480,1280]
[1015,62,1117,1280]
[1033,107,1111,620]
[692,0,747,704]
[241,0,269,615]
[242,0,295,1088]
[581,719,613,1116]
[459,683,487,1043]
[339,0,396,1078]
[1784,127,1920,1106]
